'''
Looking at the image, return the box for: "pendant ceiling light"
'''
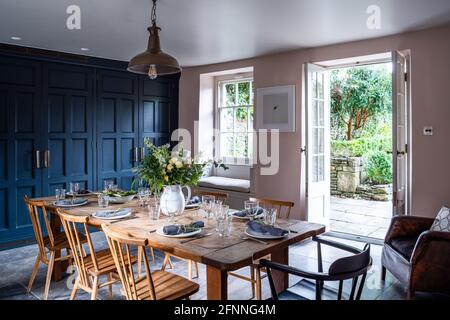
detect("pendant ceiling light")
[128,0,181,79]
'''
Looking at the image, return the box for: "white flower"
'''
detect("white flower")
[170,157,178,164]
[175,161,183,169]
[167,164,173,171]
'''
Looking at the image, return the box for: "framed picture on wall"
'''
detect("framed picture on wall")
[255,85,295,132]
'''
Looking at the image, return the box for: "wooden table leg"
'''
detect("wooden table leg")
[50,211,69,281]
[270,246,289,293]
[206,265,228,300]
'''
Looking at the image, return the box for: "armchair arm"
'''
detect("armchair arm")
[409,230,450,294]
[384,216,434,244]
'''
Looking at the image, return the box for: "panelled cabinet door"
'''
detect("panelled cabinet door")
[0,57,42,244]
[41,63,95,195]
[97,70,139,190]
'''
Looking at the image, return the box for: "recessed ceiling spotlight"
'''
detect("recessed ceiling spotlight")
[11,36,22,41]
[80,47,89,51]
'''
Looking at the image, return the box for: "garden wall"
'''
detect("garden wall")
[331,156,392,201]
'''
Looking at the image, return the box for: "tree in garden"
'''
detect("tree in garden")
[330,65,392,140]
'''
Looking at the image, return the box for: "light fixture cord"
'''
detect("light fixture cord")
[151,0,157,26]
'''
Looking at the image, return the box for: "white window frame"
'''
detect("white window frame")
[214,73,254,165]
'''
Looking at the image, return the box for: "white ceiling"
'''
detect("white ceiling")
[1,0,450,67]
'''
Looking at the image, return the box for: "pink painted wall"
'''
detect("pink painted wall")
[179,24,450,219]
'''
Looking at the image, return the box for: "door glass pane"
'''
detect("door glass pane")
[238,82,250,105]
[317,73,324,98]
[220,133,234,158]
[234,107,248,132]
[225,83,236,106]
[312,155,325,182]
[220,108,233,132]
[317,100,324,126]
[312,128,324,154]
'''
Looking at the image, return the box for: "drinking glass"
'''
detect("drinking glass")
[165,199,179,223]
[55,188,65,201]
[98,193,109,208]
[215,204,229,231]
[264,208,277,226]
[201,195,215,218]
[104,180,114,192]
[217,215,232,237]
[148,203,161,220]
[138,187,147,207]
[244,200,259,220]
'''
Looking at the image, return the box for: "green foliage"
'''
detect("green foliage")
[331,134,392,157]
[133,138,227,193]
[366,151,392,184]
[331,64,392,140]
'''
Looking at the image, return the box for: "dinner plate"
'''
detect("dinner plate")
[244,227,289,240]
[52,198,89,207]
[92,208,132,220]
[67,191,94,197]
[156,227,202,238]
[105,195,135,204]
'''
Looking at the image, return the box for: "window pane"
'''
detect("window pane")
[220,133,234,158]
[225,83,236,106]
[234,133,248,158]
[220,108,233,132]
[234,107,248,132]
[248,107,254,132]
[238,82,250,105]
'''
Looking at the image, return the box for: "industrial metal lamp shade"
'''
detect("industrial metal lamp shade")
[127,24,181,77]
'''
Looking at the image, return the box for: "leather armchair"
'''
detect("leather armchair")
[382,215,450,298]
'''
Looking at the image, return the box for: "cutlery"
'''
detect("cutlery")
[288,229,298,233]
[239,236,268,245]
[148,229,157,234]
[180,232,213,244]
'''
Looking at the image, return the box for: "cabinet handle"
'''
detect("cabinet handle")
[35,150,41,169]
[140,147,145,161]
[133,147,139,163]
[44,150,50,168]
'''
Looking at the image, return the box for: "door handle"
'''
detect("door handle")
[44,150,50,168]
[133,147,139,163]
[35,150,41,169]
[140,147,145,161]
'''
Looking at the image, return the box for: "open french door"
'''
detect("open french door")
[304,63,331,227]
[392,51,410,216]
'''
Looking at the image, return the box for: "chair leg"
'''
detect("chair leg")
[194,262,199,279]
[70,276,80,300]
[381,265,387,281]
[27,256,41,293]
[250,266,256,299]
[255,267,262,300]
[162,253,173,270]
[150,247,155,262]
[91,276,99,300]
[407,289,415,300]
[315,280,322,300]
[188,260,193,280]
[108,273,113,298]
[137,246,143,277]
[43,252,55,300]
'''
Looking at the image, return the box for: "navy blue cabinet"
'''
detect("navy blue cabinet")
[0,52,179,247]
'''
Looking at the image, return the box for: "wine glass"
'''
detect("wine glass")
[104,180,114,192]
[138,187,146,207]
[201,195,215,218]
[55,188,65,202]
[69,182,80,204]
[244,200,259,221]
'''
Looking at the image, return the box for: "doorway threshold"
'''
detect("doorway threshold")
[324,231,384,245]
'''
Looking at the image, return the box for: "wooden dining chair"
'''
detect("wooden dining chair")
[260,237,371,300]
[161,190,229,280]
[102,224,199,300]
[58,209,137,300]
[24,196,85,300]
[228,197,295,299]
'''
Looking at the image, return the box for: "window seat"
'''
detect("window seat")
[198,176,250,193]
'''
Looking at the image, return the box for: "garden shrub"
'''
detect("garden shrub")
[365,151,392,184]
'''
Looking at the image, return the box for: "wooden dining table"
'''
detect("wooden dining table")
[33,194,325,300]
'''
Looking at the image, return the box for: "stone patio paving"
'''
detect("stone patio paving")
[330,196,392,239]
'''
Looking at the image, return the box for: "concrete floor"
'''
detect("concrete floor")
[1,232,448,300]
[330,196,392,239]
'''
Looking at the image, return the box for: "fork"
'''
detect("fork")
[239,236,268,245]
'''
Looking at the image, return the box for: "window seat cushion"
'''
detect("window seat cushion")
[198,176,250,193]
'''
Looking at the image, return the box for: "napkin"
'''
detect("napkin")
[163,221,204,235]
[233,207,264,217]
[186,196,201,205]
[247,221,288,237]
